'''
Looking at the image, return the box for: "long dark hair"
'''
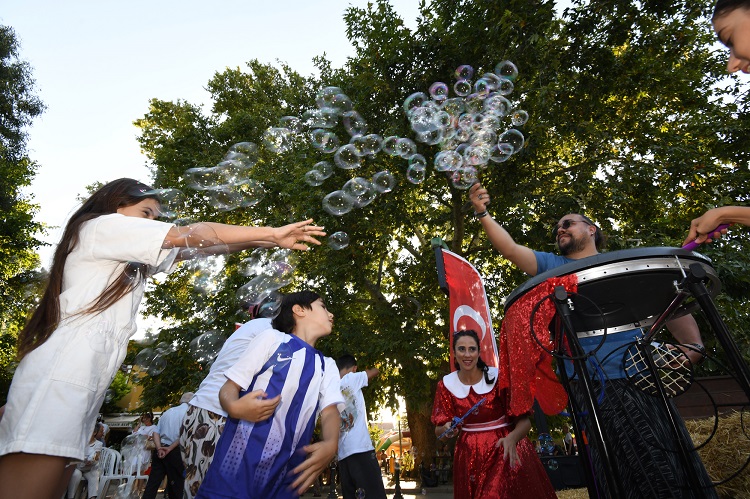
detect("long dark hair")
[713,0,750,21]
[452,329,495,384]
[18,179,161,358]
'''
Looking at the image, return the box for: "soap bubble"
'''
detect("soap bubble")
[453,79,472,97]
[455,65,474,80]
[334,144,362,170]
[429,82,449,101]
[329,231,350,250]
[305,169,326,187]
[406,164,426,184]
[371,171,396,193]
[322,190,355,216]
[511,109,529,126]
[315,161,335,179]
[451,166,479,190]
[395,138,417,158]
[311,129,341,153]
[498,129,525,153]
[262,127,294,153]
[342,110,368,136]
[403,92,429,116]
[189,330,225,364]
[495,60,518,81]
[382,136,400,156]
[343,177,377,208]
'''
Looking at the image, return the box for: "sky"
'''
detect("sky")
[2,0,422,268]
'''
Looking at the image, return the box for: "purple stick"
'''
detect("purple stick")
[682,224,731,251]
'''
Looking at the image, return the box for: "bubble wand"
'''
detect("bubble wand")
[438,397,487,439]
[681,224,731,251]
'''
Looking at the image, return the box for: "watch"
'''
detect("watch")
[688,343,707,363]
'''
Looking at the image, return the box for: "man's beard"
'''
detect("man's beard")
[558,234,587,256]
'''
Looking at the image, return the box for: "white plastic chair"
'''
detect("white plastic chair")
[97,448,128,499]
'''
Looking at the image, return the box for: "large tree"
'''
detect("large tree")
[131,0,750,465]
[0,25,45,403]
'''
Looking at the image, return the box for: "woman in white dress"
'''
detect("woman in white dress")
[0,178,325,499]
[66,423,104,499]
[131,412,158,473]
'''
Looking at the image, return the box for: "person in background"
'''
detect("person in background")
[66,423,103,499]
[132,411,158,474]
[683,1,750,246]
[0,178,324,499]
[180,317,279,499]
[142,392,194,499]
[562,425,573,455]
[336,354,386,499]
[195,291,343,499]
[432,330,556,499]
[95,417,109,447]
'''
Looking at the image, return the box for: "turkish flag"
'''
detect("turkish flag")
[436,247,499,371]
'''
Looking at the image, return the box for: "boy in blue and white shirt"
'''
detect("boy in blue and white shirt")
[197,291,343,499]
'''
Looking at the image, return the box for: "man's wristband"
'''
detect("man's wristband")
[688,343,707,363]
[474,211,489,219]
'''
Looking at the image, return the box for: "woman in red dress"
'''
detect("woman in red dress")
[431,330,556,499]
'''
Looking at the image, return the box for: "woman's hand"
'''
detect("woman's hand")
[437,421,459,440]
[495,434,522,468]
[273,220,326,250]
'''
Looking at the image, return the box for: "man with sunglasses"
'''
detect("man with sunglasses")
[468,182,716,498]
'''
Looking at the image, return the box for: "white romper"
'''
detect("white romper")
[0,214,177,460]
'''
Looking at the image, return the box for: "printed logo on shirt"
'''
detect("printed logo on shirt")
[340,387,358,432]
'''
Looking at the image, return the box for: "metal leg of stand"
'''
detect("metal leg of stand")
[687,263,750,400]
[553,286,625,499]
[556,357,599,498]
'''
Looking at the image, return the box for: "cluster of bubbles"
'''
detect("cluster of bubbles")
[138,248,295,370]
[130,61,528,381]
[183,142,266,212]
[235,247,295,321]
[403,61,527,190]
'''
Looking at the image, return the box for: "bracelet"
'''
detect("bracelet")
[474,211,489,219]
[687,343,707,363]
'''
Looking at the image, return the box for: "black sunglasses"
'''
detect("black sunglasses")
[552,219,592,237]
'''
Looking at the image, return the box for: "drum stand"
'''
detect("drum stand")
[549,262,750,499]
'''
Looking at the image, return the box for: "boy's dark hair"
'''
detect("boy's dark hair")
[336,354,357,371]
[272,290,321,333]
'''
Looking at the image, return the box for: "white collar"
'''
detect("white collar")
[442,367,498,398]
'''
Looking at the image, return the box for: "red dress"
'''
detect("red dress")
[431,369,557,499]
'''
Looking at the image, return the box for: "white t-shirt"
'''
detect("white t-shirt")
[338,371,375,460]
[190,318,273,416]
[156,403,190,446]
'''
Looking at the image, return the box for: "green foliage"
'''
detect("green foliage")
[99,370,132,414]
[0,25,45,383]
[369,424,385,448]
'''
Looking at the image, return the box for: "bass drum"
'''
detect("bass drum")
[503,247,721,335]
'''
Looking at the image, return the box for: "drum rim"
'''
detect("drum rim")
[503,246,717,311]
